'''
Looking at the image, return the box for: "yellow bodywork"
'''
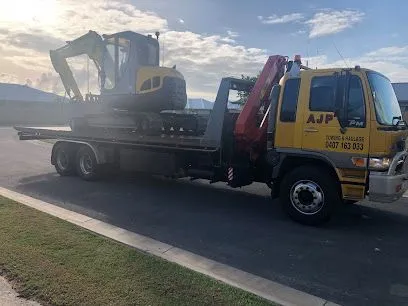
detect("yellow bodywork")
[135,66,185,94]
[274,68,408,201]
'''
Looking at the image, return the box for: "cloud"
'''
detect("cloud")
[302,55,329,69]
[0,0,268,100]
[0,1,168,37]
[227,30,239,38]
[30,72,63,94]
[0,0,169,80]
[5,32,64,53]
[306,9,364,38]
[178,18,185,24]
[302,46,408,83]
[291,29,307,36]
[258,13,304,24]
[219,30,239,44]
[161,30,267,98]
[3,1,396,101]
[219,37,236,44]
[366,46,408,57]
[0,73,19,84]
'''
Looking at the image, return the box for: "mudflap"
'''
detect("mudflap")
[227,165,253,188]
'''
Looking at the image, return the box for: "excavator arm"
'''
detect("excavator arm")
[50,30,113,101]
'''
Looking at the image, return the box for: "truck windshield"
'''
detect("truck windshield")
[367,71,403,126]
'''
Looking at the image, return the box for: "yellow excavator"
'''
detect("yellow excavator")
[50,30,187,112]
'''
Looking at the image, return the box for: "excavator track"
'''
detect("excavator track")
[70,109,210,137]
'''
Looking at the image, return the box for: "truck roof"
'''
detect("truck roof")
[296,67,389,81]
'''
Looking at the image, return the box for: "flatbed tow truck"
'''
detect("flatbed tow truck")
[14,55,408,225]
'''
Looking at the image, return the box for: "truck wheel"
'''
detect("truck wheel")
[53,143,75,176]
[75,146,99,181]
[279,166,340,225]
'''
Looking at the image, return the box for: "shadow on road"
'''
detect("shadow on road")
[11,173,408,306]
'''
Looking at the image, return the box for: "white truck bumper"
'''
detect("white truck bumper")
[369,150,408,203]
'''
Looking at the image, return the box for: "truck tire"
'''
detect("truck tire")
[279,166,340,225]
[53,143,75,176]
[75,146,99,181]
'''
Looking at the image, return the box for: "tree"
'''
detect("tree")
[234,72,260,106]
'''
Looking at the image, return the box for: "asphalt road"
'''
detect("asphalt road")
[1,127,408,306]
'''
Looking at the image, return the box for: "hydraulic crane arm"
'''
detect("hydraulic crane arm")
[50,30,113,101]
[234,55,288,157]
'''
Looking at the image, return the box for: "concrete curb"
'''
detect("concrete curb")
[0,187,339,306]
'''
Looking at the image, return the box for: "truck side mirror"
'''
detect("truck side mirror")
[267,84,281,134]
[334,108,347,132]
[334,108,343,126]
[334,72,347,131]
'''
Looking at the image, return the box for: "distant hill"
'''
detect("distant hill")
[0,83,67,103]
[0,83,243,110]
[186,98,241,110]
[186,98,213,109]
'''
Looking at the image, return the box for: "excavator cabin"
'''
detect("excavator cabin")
[50,30,187,112]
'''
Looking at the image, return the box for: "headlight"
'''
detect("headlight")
[369,157,391,170]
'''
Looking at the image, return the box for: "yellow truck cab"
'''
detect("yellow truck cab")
[268,62,408,224]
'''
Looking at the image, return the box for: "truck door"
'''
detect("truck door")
[301,71,370,168]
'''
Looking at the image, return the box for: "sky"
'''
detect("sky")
[0,0,408,100]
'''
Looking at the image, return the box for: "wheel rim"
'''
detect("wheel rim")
[290,180,325,215]
[79,153,93,175]
[56,150,69,171]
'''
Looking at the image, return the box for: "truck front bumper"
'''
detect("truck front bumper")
[369,150,408,203]
[369,172,408,202]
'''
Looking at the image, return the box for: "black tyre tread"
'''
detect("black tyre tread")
[168,78,187,110]
[279,165,341,226]
[53,144,75,176]
[75,146,100,181]
[171,92,187,110]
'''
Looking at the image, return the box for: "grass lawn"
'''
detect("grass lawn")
[0,196,274,306]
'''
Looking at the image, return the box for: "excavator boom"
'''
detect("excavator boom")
[50,30,113,101]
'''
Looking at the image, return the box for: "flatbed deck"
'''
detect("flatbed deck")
[14,126,219,152]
